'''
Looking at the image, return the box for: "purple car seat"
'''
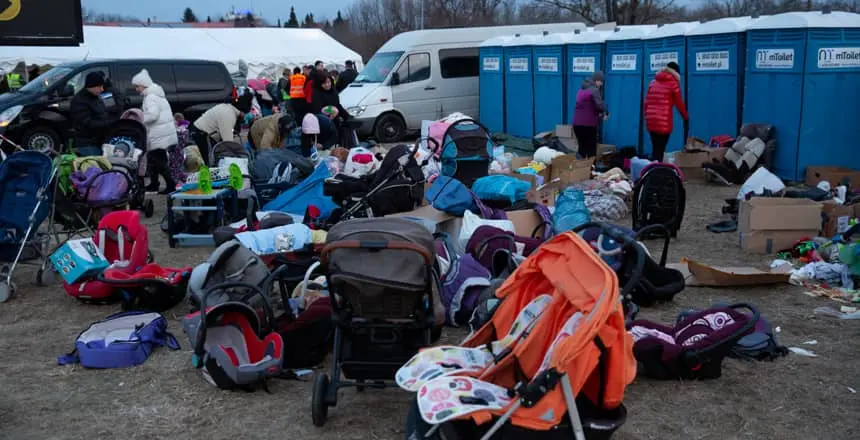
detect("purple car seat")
[628,303,759,380]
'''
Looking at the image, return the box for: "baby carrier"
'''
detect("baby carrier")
[439,119,493,188]
[63,210,150,303]
[312,217,443,427]
[187,240,274,311]
[629,303,760,380]
[103,109,152,216]
[632,163,685,238]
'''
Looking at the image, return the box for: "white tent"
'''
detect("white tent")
[0,26,363,78]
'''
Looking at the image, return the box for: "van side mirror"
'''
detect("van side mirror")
[57,85,74,98]
[390,72,400,86]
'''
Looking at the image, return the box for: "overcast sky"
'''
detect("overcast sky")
[82,0,352,23]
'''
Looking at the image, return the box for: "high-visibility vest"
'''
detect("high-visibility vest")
[289,74,306,98]
[6,73,21,90]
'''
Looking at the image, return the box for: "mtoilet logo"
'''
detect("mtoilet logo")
[817,47,860,68]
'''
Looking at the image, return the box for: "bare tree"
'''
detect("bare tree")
[531,0,678,24]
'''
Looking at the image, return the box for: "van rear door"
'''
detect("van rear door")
[391,52,437,130]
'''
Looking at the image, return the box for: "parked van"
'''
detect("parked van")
[340,23,587,142]
[0,59,233,151]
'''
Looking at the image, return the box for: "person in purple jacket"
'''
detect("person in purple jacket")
[572,71,608,158]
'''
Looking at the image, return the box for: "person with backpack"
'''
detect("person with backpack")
[572,71,607,159]
[643,61,689,162]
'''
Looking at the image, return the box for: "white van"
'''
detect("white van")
[340,23,587,142]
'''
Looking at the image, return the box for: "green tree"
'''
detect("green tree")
[333,10,345,27]
[206,16,212,23]
[286,6,299,27]
[181,7,198,23]
[277,18,282,27]
[302,13,315,27]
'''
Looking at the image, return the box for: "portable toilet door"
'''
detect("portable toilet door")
[479,36,510,135]
[745,12,813,180]
[504,35,536,138]
[686,17,757,143]
[603,26,657,149]
[567,29,612,127]
[798,11,860,179]
[641,22,698,158]
[532,32,570,133]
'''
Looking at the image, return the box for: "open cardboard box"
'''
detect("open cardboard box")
[805,166,860,187]
[668,259,791,287]
[738,197,822,253]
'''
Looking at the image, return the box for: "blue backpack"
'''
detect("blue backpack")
[439,118,493,188]
[58,311,180,369]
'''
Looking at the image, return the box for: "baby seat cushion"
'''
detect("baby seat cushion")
[629,304,758,380]
[396,294,553,392]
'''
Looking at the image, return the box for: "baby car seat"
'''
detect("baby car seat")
[64,210,149,302]
[632,163,686,238]
[628,303,759,380]
[182,286,284,391]
[187,240,274,311]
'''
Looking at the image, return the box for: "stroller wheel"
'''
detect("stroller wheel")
[36,267,56,287]
[0,281,15,303]
[312,373,330,427]
[143,199,155,218]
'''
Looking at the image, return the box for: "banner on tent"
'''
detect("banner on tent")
[483,57,500,72]
[509,57,529,72]
[817,47,860,69]
[649,52,679,71]
[611,54,636,71]
[695,51,730,71]
[572,57,596,73]
[755,49,794,69]
[0,0,83,46]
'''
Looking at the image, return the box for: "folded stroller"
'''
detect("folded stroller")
[0,151,56,302]
[64,210,150,303]
[628,303,759,380]
[325,144,425,222]
[404,232,635,440]
[312,217,443,427]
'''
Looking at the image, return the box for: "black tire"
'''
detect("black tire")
[143,199,155,218]
[374,113,406,143]
[311,373,330,427]
[21,125,61,153]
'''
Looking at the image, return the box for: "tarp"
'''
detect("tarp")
[0,25,363,78]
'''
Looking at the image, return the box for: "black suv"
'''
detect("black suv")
[0,59,234,151]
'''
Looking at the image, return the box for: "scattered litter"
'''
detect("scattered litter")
[788,347,818,357]
[774,326,781,333]
[848,387,857,394]
[814,306,860,320]
[803,340,818,345]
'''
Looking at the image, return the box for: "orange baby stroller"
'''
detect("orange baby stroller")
[403,231,637,440]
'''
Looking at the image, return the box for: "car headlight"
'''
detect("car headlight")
[0,105,23,128]
[347,105,367,116]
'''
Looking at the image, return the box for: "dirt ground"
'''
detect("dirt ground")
[0,182,857,440]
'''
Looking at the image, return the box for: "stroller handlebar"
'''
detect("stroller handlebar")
[321,240,434,266]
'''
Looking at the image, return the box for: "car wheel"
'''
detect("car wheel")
[374,113,405,143]
[22,126,61,153]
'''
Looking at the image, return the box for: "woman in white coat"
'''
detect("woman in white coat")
[132,69,178,193]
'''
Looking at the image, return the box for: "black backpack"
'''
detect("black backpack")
[632,164,686,238]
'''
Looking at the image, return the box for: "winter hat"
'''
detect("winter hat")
[131,69,153,88]
[232,92,253,113]
[667,62,681,75]
[302,113,320,135]
[84,72,105,88]
[591,70,605,82]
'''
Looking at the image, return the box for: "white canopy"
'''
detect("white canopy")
[0,25,363,79]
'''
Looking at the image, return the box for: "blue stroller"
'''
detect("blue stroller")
[0,151,56,302]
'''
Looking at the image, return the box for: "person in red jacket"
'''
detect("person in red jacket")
[643,61,689,162]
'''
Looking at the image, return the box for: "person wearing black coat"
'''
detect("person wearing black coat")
[335,60,358,93]
[69,72,114,156]
[309,75,349,118]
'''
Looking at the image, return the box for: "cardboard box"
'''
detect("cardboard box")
[805,166,860,187]
[531,180,565,207]
[738,197,822,253]
[674,151,710,181]
[550,155,595,185]
[822,200,855,237]
[511,156,551,183]
[49,238,110,284]
[555,124,574,139]
[506,209,548,238]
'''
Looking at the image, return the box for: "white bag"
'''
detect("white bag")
[458,210,515,253]
[737,167,785,200]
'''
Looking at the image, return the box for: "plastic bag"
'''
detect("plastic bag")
[426,176,474,216]
[553,189,591,233]
[737,167,785,200]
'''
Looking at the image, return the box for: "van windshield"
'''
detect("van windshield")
[354,51,404,84]
[17,66,75,93]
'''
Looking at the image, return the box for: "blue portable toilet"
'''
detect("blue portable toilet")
[746,11,860,181]
[603,26,658,149]
[504,35,538,138]
[686,17,758,143]
[566,29,613,127]
[532,32,571,133]
[479,36,511,135]
[641,22,699,158]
